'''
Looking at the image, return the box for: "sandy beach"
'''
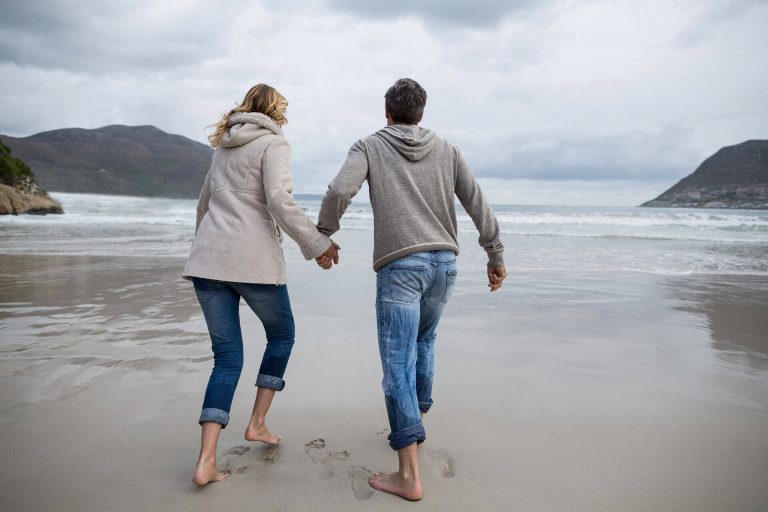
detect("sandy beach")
[1,226,767,511]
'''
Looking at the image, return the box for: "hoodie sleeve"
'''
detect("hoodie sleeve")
[454,148,505,268]
[317,139,369,236]
[263,137,333,260]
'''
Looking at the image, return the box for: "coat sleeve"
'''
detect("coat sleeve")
[195,169,213,234]
[262,137,333,260]
[317,139,369,236]
[454,148,505,268]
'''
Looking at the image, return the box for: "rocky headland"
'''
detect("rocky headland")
[0,140,62,215]
[642,140,768,209]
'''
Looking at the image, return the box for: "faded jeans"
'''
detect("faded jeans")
[192,277,295,428]
[376,251,458,450]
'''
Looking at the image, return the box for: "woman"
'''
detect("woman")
[183,84,339,486]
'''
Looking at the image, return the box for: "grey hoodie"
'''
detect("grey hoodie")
[317,124,504,271]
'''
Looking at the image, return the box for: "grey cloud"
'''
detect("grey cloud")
[0,0,238,72]
[460,126,700,182]
[325,0,543,27]
[676,0,767,46]
[0,0,764,191]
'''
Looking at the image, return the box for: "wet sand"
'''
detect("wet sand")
[1,233,768,511]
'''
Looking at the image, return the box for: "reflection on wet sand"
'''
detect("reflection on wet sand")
[670,275,768,374]
[0,254,210,409]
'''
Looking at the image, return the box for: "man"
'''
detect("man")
[316,78,506,501]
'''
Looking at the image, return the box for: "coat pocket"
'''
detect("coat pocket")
[271,217,283,241]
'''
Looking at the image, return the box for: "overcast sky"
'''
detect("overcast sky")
[1,0,766,204]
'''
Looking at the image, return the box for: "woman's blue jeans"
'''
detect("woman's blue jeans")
[192,277,295,428]
[376,251,458,450]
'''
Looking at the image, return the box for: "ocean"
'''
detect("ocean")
[1,192,766,275]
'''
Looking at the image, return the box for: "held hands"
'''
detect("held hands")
[488,265,507,292]
[315,241,341,270]
[316,244,504,288]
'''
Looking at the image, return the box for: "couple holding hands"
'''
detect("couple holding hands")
[183,78,506,501]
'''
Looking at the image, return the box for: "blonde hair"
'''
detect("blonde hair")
[208,84,288,147]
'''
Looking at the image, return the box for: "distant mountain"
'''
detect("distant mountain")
[642,140,768,209]
[0,125,213,198]
[0,140,62,215]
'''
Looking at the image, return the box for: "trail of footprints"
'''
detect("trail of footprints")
[217,436,454,501]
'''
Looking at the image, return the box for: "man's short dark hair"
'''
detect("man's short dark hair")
[385,78,427,125]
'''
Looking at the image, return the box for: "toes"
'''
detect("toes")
[369,473,385,484]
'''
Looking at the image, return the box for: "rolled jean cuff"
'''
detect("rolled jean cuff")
[256,374,285,391]
[419,401,433,414]
[199,408,229,428]
[387,421,426,450]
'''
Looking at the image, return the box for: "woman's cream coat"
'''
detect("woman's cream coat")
[183,112,331,284]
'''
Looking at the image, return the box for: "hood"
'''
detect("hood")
[220,112,283,148]
[375,125,437,161]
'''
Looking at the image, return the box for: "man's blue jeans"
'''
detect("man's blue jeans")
[192,277,295,428]
[376,251,458,450]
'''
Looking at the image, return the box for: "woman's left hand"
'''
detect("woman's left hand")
[315,241,340,269]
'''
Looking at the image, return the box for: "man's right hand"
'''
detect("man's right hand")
[487,266,507,292]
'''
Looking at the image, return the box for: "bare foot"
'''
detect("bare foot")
[192,456,229,486]
[244,423,282,445]
[369,472,422,501]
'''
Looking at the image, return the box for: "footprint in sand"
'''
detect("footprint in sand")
[232,444,281,474]
[347,466,374,500]
[220,446,250,472]
[375,428,389,437]
[304,438,350,479]
[257,444,280,465]
[428,450,455,478]
[304,438,326,452]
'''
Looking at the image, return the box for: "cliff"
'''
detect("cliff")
[0,140,63,215]
[0,125,213,198]
[642,140,768,209]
